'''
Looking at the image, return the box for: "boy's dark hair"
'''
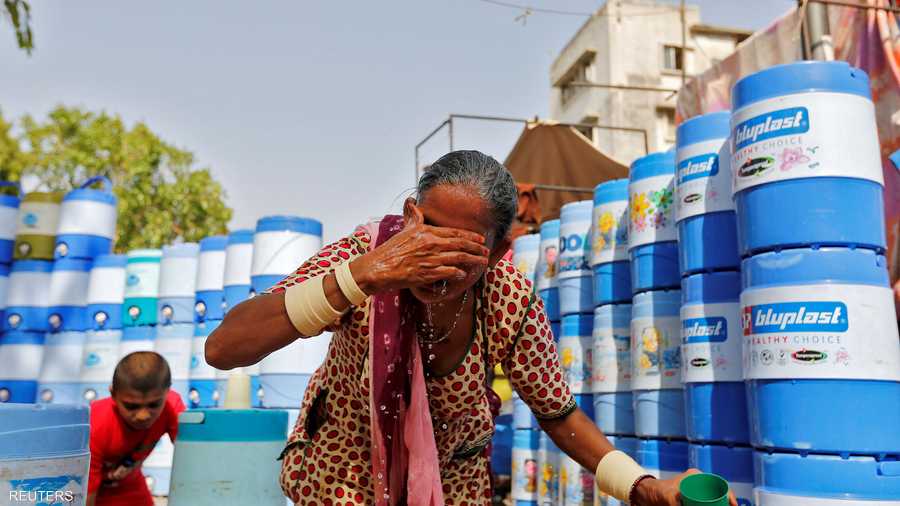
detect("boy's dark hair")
[112,351,172,393]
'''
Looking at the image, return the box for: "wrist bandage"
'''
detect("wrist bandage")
[284,275,343,336]
[594,450,653,501]
[335,261,368,306]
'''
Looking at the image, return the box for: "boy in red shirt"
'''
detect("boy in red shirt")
[87,351,186,506]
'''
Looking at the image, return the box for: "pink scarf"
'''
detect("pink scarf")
[363,215,444,506]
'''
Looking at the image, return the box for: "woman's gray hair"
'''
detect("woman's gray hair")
[417,150,518,240]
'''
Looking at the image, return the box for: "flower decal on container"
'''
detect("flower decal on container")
[630,186,673,231]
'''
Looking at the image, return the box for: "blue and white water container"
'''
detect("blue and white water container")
[537,431,560,505]
[249,216,323,296]
[143,434,174,497]
[560,314,593,393]
[742,247,900,454]
[4,260,53,333]
[631,289,685,438]
[155,323,194,404]
[512,429,540,505]
[731,61,886,256]
[47,258,92,332]
[195,236,227,323]
[628,152,680,294]
[559,394,596,506]
[0,182,20,264]
[535,220,561,322]
[86,254,126,331]
[513,391,539,430]
[0,404,90,505]
[79,329,122,403]
[123,249,162,327]
[37,330,87,404]
[118,325,155,358]
[0,331,44,403]
[260,331,330,409]
[0,264,8,326]
[158,243,199,325]
[513,233,540,285]
[675,111,739,275]
[223,229,254,313]
[681,271,748,444]
[591,179,631,306]
[558,200,594,316]
[591,304,634,436]
[189,319,221,409]
[689,444,754,506]
[637,439,689,480]
[753,451,900,505]
[602,436,639,506]
[54,176,117,260]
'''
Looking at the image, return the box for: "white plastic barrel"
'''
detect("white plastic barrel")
[559,314,593,394]
[54,176,117,260]
[537,431,560,505]
[0,182,21,264]
[512,233,540,284]
[558,200,594,317]
[223,229,254,312]
[37,331,87,405]
[259,331,330,408]
[47,258,92,332]
[4,260,53,333]
[195,236,227,322]
[86,254,126,330]
[154,323,193,404]
[189,320,220,409]
[535,219,561,322]
[14,191,63,261]
[123,249,162,327]
[250,216,322,295]
[158,243,199,325]
[79,329,122,403]
[627,152,679,294]
[512,429,539,504]
[0,404,90,505]
[0,331,44,403]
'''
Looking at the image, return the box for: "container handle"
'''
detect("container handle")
[79,176,113,193]
[0,180,22,197]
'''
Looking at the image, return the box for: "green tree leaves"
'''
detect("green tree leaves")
[3,0,33,54]
[0,105,232,252]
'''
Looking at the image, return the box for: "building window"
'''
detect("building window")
[560,62,591,105]
[658,107,676,146]
[662,45,684,72]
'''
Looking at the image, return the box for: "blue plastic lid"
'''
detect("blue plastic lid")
[513,428,540,447]
[0,194,20,207]
[616,436,639,459]
[742,247,889,290]
[0,331,46,345]
[676,111,731,148]
[629,151,675,182]
[52,258,93,272]
[550,321,560,340]
[162,242,200,258]
[732,61,871,110]
[562,313,594,336]
[681,271,741,304]
[0,403,90,459]
[513,233,540,251]
[156,322,194,338]
[122,326,155,341]
[227,229,255,245]
[127,249,162,262]
[65,188,116,205]
[11,260,53,273]
[256,215,323,236]
[177,409,288,442]
[689,444,753,483]
[200,235,228,252]
[540,219,560,239]
[560,200,593,222]
[594,179,630,205]
[638,439,689,471]
[632,289,681,318]
[0,264,8,276]
[754,451,900,499]
[194,319,222,337]
[593,303,632,328]
[93,254,127,268]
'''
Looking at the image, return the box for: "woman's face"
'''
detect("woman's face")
[404,184,508,304]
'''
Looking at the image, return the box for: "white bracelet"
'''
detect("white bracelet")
[594,450,652,502]
[334,261,368,306]
[283,275,343,336]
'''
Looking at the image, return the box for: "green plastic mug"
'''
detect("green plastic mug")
[679,473,730,506]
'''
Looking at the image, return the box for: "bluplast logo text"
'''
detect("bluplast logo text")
[682,317,728,343]
[677,154,718,184]
[733,107,809,150]
[743,301,848,334]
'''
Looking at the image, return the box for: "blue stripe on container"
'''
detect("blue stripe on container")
[676,111,731,148]
[256,216,323,235]
[732,60,871,110]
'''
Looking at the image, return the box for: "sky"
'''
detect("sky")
[1,0,795,243]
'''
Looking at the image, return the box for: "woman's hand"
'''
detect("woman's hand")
[351,204,490,294]
[632,470,739,506]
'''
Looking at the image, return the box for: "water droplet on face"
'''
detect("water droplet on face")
[428,354,436,361]
[380,404,387,411]
[387,364,395,373]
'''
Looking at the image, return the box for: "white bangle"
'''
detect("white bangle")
[334,261,368,306]
[594,450,652,502]
[283,275,343,336]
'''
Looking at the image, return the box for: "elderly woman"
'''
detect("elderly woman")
[207,151,734,506]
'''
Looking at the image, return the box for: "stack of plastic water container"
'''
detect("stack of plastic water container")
[190,236,227,409]
[674,111,754,504]
[627,151,688,475]
[589,178,637,506]
[732,61,900,505]
[220,229,256,405]
[80,254,126,403]
[155,243,199,404]
[252,216,329,409]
